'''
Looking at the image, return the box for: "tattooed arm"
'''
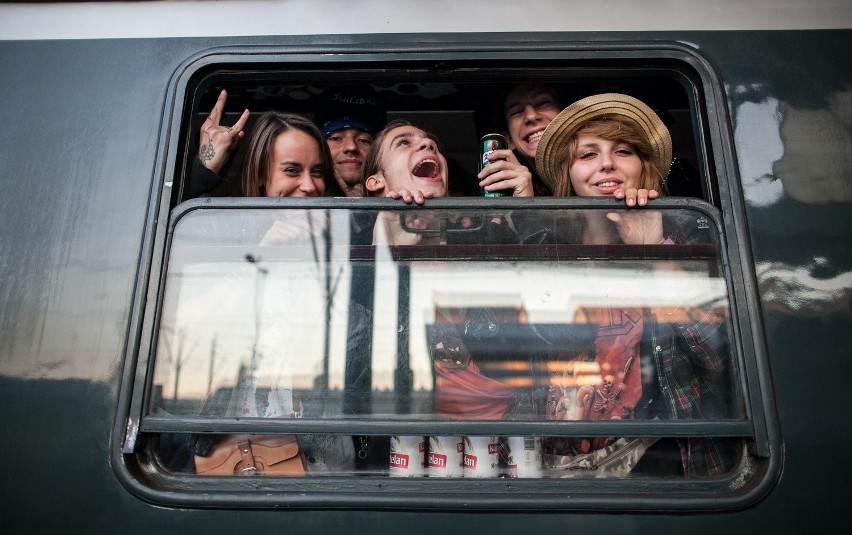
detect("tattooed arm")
[197,89,250,174]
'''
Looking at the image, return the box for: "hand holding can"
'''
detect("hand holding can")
[479,134,513,198]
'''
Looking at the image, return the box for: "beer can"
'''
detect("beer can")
[428,436,464,478]
[479,133,512,198]
[463,436,500,478]
[389,435,426,477]
[504,436,543,478]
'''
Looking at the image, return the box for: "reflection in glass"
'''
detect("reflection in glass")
[152,206,741,478]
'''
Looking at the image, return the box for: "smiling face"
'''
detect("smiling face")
[504,84,561,161]
[265,129,326,197]
[365,124,448,197]
[325,127,373,193]
[568,134,643,197]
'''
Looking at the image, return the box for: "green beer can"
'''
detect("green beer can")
[479,133,512,197]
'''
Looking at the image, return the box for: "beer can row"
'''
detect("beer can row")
[389,435,542,478]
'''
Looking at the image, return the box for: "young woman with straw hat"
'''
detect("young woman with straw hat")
[532,93,731,477]
[534,93,676,244]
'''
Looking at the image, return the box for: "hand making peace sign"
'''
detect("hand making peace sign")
[198,89,250,174]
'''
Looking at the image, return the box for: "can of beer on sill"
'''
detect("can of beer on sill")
[389,436,427,477]
[479,133,512,197]
[463,436,500,478]
[428,436,464,478]
[504,436,543,478]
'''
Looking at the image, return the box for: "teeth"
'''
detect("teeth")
[412,158,439,178]
[597,181,618,187]
[526,131,543,144]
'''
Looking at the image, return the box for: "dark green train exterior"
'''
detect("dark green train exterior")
[1,19,850,534]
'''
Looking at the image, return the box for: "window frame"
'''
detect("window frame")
[112,38,780,511]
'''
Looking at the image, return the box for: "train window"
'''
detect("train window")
[117,47,777,510]
[174,66,712,204]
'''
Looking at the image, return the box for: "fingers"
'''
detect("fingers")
[487,149,520,165]
[478,159,534,197]
[231,108,250,136]
[405,214,436,230]
[615,188,658,207]
[206,89,228,127]
[386,189,432,205]
[605,212,624,225]
[477,152,524,179]
[607,211,639,244]
[197,98,249,173]
[201,90,249,141]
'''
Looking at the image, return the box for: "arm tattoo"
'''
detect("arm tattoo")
[199,132,216,162]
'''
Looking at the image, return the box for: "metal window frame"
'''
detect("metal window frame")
[111,38,780,511]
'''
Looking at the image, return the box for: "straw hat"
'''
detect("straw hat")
[535,93,672,193]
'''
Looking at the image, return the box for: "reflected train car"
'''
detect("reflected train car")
[1,1,850,532]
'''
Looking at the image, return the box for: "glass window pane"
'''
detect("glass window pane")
[150,205,743,479]
[152,206,741,425]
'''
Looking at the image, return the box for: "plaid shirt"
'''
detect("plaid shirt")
[647,307,729,477]
[648,212,731,477]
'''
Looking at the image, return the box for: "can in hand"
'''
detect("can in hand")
[479,133,512,197]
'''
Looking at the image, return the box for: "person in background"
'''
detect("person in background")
[472,83,558,197]
[313,86,386,197]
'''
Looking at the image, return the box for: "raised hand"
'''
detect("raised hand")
[198,90,250,174]
[606,210,665,245]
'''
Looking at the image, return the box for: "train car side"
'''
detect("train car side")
[1,6,850,532]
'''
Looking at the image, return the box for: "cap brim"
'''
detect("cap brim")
[321,117,376,138]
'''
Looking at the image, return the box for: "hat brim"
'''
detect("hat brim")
[534,93,672,194]
[321,117,376,138]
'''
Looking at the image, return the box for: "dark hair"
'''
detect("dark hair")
[502,83,562,120]
[240,112,337,197]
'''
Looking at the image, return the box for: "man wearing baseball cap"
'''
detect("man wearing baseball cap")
[314,86,386,197]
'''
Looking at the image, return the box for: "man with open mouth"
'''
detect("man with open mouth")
[362,119,450,204]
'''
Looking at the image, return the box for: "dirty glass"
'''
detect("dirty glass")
[151,205,742,478]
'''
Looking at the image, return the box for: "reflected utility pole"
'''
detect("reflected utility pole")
[309,211,341,394]
[160,325,196,402]
[206,335,217,398]
[245,254,268,373]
